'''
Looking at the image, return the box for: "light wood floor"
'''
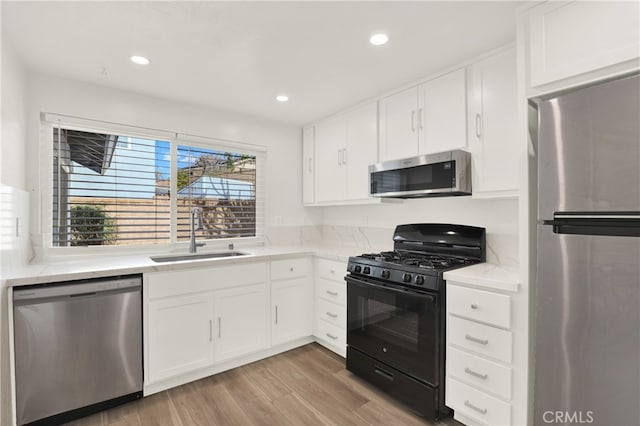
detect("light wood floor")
[66,343,460,426]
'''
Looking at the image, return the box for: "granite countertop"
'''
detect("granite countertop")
[443,262,520,292]
[3,245,358,287]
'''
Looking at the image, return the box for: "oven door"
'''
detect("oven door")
[346,275,439,386]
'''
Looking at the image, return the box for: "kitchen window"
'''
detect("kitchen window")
[47,114,264,248]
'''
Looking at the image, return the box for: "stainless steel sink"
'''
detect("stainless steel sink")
[150,251,248,263]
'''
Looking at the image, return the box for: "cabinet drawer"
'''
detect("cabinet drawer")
[316,317,346,349]
[446,378,511,425]
[316,298,346,329]
[316,258,347,282]
[271,257,310,281]
[448,316,512,363]
[316,277,346,306]
[448,285,511,329]
[447,346,512,401]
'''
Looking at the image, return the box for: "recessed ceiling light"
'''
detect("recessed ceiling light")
[276,95,289,102]
[369,33,389,46]
[130,55,150,65]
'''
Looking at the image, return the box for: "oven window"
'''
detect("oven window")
[365,294,420,352]
[370,161,454,194]
[347,278,439,385]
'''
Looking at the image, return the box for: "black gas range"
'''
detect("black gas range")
[345,224,485,420]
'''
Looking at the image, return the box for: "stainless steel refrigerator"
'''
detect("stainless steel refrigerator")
[535,74,640,426]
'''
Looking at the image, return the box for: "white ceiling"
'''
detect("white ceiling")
[2,1,520,126]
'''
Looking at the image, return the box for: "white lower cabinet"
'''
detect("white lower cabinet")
[145,257,314,391]
[147,293,214,383]
[213,283,268,362]
[446,282,515,425]
[271,257,313,346]
[313,258,347,357]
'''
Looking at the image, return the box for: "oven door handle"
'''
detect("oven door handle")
[346,275,436,303]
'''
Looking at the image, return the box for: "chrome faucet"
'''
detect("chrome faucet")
[189,207,206,253]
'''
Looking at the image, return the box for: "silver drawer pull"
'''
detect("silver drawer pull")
[470,303,478,310]
[326,312,338,318]
[326,290,338,296]
[326,333,338,340]
[465,334,489,345]
[464,367,488,380]
[464,400,487,415]
[289,267,294,271]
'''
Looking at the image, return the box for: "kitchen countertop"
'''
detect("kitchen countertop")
[5,245,519,291]
[3,245,357,287]
[443,262,520,292]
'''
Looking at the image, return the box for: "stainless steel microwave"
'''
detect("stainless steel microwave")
[369,150,471,198]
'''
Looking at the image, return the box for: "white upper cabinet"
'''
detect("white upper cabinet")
[302,127,315,205]
[419,68,467,155]
[314,116,347,203]
[528,1,640,88]
[379,69,468,162]
[314,101,378,204]
[379,87,419,161]
[345,101,378,200]
[469,48,519,198]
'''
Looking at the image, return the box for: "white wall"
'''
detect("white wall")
[1,34,29,426]
[25,72,320,256]
[320,197,519,266]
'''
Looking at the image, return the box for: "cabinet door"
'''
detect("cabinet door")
[314,116,347,202]
[214,283,268,362]
[148,294,214,383]
[379,87,419,161]
[272,277,313,345]
[529,1,640,87]
[418,68,467,155]
[302,126,315,205]
[345,101,378,199]
[470,49,518,196]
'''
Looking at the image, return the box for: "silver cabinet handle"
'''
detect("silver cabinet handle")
[411,110,416,132]
[464,400,487,415]
[326,290,338,296]
[418,107,424,130]
[289,267,294,272]
[326,333,338,340]
[464,367,488,380]
[326,312,338,318]
[475,113,481,138]
[209,319,213,342]
[465,334,489,345]
[342,148,347,165]
[275,305,278,325]
[470,303,478,310]
[218,317,221,338]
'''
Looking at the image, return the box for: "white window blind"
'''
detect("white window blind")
[176,144,259,241]
[49,117,265,248]
[52,126,171,246]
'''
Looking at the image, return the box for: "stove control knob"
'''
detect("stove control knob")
[415,275,425,285]
[402,273,412,283]
[354,265,362,273]
[381,270,390,279]
[363,266,371,275]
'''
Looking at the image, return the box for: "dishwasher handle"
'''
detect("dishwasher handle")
[13,276,141,303]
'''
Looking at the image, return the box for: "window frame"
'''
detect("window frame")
[41,113,266,255]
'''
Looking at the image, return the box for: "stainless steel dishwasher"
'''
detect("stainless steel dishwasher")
[13,275,143,425]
